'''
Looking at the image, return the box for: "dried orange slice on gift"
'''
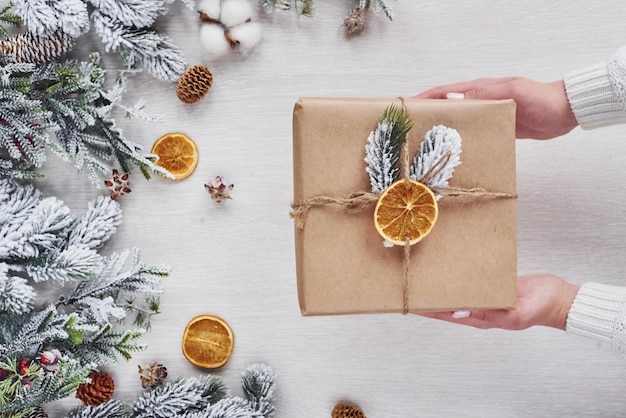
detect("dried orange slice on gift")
[374,179,438,246]
[151,132,199,181]
[182,314,234,368]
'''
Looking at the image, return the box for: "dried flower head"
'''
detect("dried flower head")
[138,362,168,388]
[204,176,234,203]
[104,169,131,200]
[344,9,364,34]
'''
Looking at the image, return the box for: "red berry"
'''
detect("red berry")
[17,358,31,375]
[39,351,57,365]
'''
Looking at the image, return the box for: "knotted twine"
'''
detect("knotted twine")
[290,111,517,315]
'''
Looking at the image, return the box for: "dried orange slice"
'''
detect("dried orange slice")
[182,314,234,369]
[151,132,198,181]
[374,179,438,246]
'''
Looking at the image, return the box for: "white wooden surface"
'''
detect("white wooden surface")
[40,1,626,416]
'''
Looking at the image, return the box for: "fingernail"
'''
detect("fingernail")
[446,92,465,100]
[452,310,471,319]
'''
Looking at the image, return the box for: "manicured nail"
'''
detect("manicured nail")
[452,310,471,319]
[446,92,465,100]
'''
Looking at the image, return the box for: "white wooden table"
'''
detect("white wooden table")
[42,1,626,416]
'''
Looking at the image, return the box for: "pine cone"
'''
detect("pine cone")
[332,402,367,418]
[76,370,115,406]
[0,31,75,64]
[176,65,213,104]
[26,407,48,418]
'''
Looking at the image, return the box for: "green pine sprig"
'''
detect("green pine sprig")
[364,104,414,193]
[0,2,21,38]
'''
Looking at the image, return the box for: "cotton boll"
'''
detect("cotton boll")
[199,24,231,57]
[228,22,262,54]
[220,0,253,27]
[198,0,222,20]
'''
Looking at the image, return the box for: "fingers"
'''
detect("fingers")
[417,309,514,330]
[414,77,520,99]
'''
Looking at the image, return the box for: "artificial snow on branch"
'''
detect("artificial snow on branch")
[258,0,314,16]
[0,179,169,414]
[65,363,276,418]
[259,0,393,32]
[0,52,171,185]
[12,0,186,81]
[410,125,462,198]
[364,104,413,193]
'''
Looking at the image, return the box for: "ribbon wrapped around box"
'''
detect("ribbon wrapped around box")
[291,97,518,316]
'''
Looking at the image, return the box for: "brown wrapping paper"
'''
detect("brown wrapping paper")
[292,97,517,315]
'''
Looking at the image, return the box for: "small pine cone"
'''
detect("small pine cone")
[26,407,48,418]
[0,31,75,64]
[76,370,115,406]
[332,402,367,418]
[176,65,213,104]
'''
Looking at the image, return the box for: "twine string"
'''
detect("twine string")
[403,236,411,315]
[289,185,516,227]
[418,151,451,186]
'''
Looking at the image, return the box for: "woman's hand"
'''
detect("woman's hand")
[415,77,579,140]
[418,274,580,330]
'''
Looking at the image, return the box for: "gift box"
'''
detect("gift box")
[292,97,518,316]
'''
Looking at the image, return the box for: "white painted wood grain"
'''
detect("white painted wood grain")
[29,1,626,416]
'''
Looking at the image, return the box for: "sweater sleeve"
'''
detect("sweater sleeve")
[566,282,626,355]
[564,46,626,129]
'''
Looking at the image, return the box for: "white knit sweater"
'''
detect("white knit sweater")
[564,46,626,129]
[564,47,626,353]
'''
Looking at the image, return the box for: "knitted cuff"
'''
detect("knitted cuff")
[566,282,626,353]
[564,63,626,129]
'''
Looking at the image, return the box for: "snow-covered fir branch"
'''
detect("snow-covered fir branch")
[0,180,169,411]
[0,3,21,38]
[12,0,90,38]
[12,0,185,81]
[259,0,393,19]
[241,363,276,417]
[64,248,167,305]
[259,0,314,16]
[0,358,93,416]
[91,10,185,81]
[359,0,393,20]
[364,104,413,193]
[132,375,228,418]
[65,364,276,418]
[65,399,132,418]
[88,0,168,28]
[65,196,123,250]
[0,52,170,185]
[410,125,462,198]
[0,266,35,314]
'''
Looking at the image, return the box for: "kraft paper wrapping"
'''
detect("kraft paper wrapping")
[292,97,517,315]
